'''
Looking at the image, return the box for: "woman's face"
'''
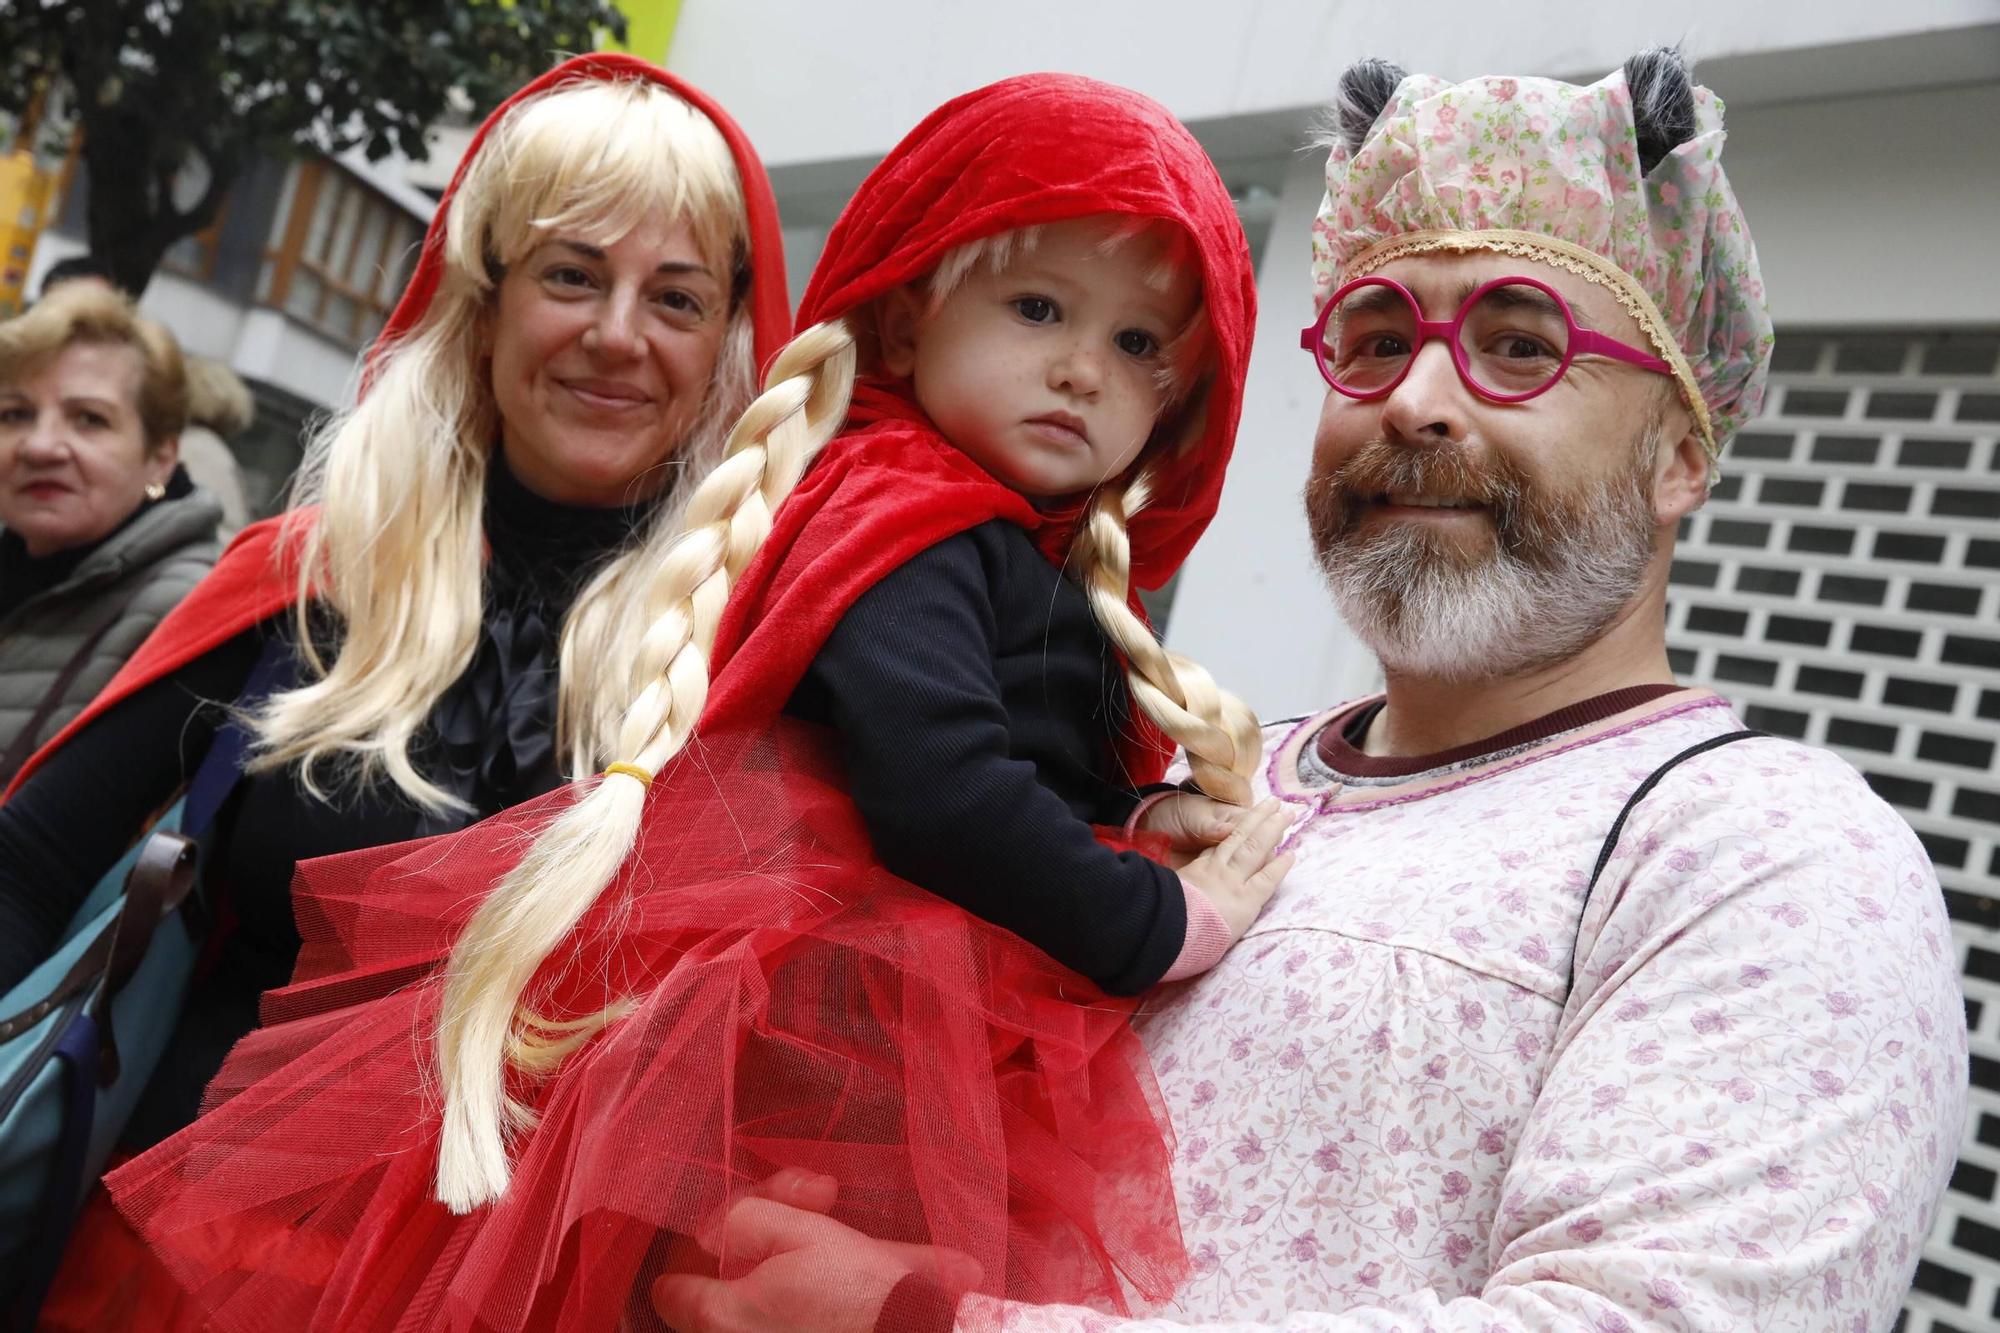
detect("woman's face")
[0,340,176,558]
[489,218,733,508]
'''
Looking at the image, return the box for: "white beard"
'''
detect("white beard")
[1316,468,1658,683]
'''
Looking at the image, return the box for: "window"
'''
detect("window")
[256,160,420,346]
[161,205,227,281]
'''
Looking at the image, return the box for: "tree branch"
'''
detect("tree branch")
[4,0,628,292]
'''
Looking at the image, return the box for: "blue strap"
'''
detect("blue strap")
[10,1009,100,1326]
[183,636,297,838]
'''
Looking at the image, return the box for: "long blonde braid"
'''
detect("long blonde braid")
[1070,463,1261,805]
[433,320,858,1211]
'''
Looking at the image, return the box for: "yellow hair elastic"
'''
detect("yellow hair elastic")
[602,762,654,788]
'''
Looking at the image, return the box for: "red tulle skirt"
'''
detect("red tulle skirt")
[38,1177,209,1332]
[103,723,1186,1331]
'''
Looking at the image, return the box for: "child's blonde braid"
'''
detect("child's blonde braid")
[1072,465,1261,805]
[433,321,859,1212]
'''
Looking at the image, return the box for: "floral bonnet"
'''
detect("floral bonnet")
[1311,53,1776,467]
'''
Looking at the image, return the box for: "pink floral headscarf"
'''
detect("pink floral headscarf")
[1312,67,1775,464]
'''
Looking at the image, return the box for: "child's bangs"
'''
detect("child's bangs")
[481,79,745,276]
[1095,217,1202,299]
[928,217,1202,308]
[925,227,1041,312]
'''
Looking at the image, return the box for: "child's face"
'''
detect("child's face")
[886,217,1198,500]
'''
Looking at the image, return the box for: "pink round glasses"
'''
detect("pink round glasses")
[1300,274,1674,403]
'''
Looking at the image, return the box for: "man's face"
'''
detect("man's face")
[1305,251,1693,682]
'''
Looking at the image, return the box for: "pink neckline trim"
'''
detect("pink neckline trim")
[1268,693,1735,852]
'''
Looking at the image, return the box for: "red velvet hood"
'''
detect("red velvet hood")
[6,54,790,799]
[700,74,1254,781]
[797,72,1253,589]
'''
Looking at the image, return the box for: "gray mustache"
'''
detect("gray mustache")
[1309,440,1527,530]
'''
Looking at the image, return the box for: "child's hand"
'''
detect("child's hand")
[1176,798,1294,940]
[1135,791,1243,868]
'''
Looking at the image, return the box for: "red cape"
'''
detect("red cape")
[702,73,1256,782]
[5,54,791,800]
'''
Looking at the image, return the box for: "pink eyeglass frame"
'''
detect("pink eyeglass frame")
[1299,274,1674,404]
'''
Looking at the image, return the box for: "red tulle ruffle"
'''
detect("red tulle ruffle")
[38,1178,210,1333]
[106,723,1186,1331]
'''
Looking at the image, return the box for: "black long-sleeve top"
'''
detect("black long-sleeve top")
[0,464,647,1142]
[784,520,1185,996]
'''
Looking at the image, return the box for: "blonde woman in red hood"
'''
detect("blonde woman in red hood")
[5,53,789,1331]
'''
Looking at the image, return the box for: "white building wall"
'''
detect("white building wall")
[671,0,1995,167]
[1727,81,2000,329]
[25,142,430,414]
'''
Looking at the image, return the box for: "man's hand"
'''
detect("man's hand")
[652,1173,982,1332]
[1175,797,1294,939]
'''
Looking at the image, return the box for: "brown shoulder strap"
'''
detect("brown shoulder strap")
[0,578,155,783]
[0,830,198,1085]
[88,831,199,1084]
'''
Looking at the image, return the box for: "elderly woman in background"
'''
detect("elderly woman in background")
[0,282,222,784]
[36,258,257,536]
[0,51,790,1329]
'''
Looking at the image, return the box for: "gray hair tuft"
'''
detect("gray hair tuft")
[1318,57,1407,155]
[1626,46,1697,175]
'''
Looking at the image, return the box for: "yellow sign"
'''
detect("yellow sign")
[0,150,59,317]
[610,0,683,66]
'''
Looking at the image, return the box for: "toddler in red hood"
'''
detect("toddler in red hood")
[109,74,1286,1331]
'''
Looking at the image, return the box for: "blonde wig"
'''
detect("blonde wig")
[250,77,759,814]
[432,224,1261,1209]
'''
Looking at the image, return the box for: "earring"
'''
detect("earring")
[144,481,167,502]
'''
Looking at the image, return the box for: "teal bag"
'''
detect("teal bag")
[0,804,201,1319]
[0,637,285,1324]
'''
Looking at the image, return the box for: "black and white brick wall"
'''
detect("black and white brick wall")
[1664,329,2000,1332]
